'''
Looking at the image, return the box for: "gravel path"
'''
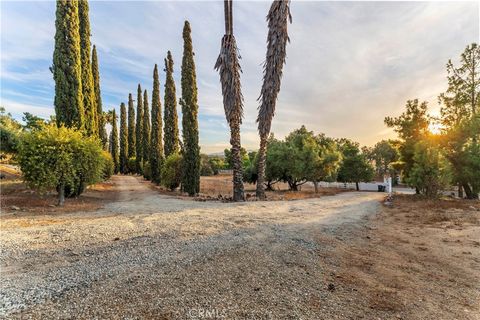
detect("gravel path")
[0,175,383,319]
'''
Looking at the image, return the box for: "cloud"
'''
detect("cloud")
[1,1,478,153]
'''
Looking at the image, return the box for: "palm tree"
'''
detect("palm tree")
[256,0,292,199]
[215,0,245,201]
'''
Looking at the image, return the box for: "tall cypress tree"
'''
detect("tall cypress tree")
[78,0,97,136]
[92,45,107,147]
[180,21,200,196]
[135,84,144,172]
[127,93,136,159]
[119,102,128,174]
[53,0,84,129]
[110,109,119,173]
[163,50,180,157]
[142,89,151,168]
[150,64,164,184]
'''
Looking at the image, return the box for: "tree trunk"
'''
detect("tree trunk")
[256,134,268,200]
[462,183,477,199]
[458,183,463,199]
[230,119,245,201]
[58,183,65,207]
[314,181,319,193]
[356,182,359,191]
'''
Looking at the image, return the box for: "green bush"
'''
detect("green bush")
[143,161,151,180]
[161,153,183,190]
[101,151,114,180]
[127,157,136,174]
[18,124,104,205]
[200,154,214,176]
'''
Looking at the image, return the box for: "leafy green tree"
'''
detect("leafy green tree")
[18,124,103,206]
[52,0,84,130]
[161,153,183,191]
[110,109,119,173]
[200,154,214,176]
[142,89,151,177]
[407,139,451,198]
[370,140,400,178]
[164,51,179,157]
[385,99,430,191]
[127,93,136,159]
[224,147,248,169]
[135,84,143,172]
[78,0,97,137]
[92,45,107,147]
[150,64,164,184]
[180,21,200,195]
[439,43,480,199]
[0,107,22,155]
[22,112,46,131]
[337,139,375,191]
[119,103,128,174]
[309,134,341,192]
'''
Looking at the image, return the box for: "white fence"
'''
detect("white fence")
[313,181,388,192]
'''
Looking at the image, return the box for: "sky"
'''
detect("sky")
[1,1,479,154]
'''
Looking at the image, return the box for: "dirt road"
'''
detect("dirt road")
[0,175,384,319]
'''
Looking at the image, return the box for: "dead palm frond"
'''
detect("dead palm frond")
[256,0,292,199]
[215,0,245,201]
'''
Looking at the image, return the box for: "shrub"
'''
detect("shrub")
[161,153,183,190]
[143,161,151,180]
[200,154,214,176]
[127,157,136,174]
[101,151,114,180]
[18,124,103,205]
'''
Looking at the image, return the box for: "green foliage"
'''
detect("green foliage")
[164,51,180,157]
[78,0,97,137]
[110,109,119,173]
[18,124,103,203]
[127,157,136,174]
[200,154,214,176]
[22,112,46,131]
[127,93,136,159]
[135,84,143,172]
[369,140,400,177]
[208,156,224,175]
[337,139,375,190]
[150,64,165,184]
[224,147,248,169]
[0,107,22,155]
[101,150,114,180]
[161,153,183,191]
[53,0,84,130]
[92,45,107,148]
[143,161,152,181]
[142,89,151,177]
[180,21,200,196]
[407,140,451,198]
[119,103,128,174]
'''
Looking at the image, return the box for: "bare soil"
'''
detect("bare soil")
[0,175,479,319]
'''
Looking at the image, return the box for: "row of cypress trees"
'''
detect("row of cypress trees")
[52,0,106,147]
[109,21,200,196]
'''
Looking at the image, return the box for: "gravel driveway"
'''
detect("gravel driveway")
[0,175,383,319]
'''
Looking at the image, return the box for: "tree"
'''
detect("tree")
[18,124,103,206]
[180,21,201,196]
[110,109,119,173]
[215,0,245,201]
[385,99,430,191]
[224,147,248,169]
[439,43,480,199]
[256,0,292,199]
[161,153,183,191]
[309,134,341,193]
[370,140,400,178]
[22,112,46,131]
[119,102,128,174]
[52,0,84,130]
[135,84,143,173]
[92,45,107,148]
[407,139,451,198]
[127,93,136,159]
[0,107,22,156]
[142,89,151,177]
[337,139,375,191]
[78,0,97,137]
[150,64,164,184]
[163,51,180,158]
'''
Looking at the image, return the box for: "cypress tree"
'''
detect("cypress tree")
[135,84,143,172]
[164,51,180,158]
[92,45,107,148]
[142,89,151,168]
[119,102,128,174]
[52,0,84,129]
[127,93,136,159]
[150,64,164,184]
[78,0,97,136]
[180,21,200,196]
[110,109,119,173]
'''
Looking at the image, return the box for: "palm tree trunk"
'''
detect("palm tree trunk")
[256,134,268,199]
[314,181,319,193]
[231,118,244,201]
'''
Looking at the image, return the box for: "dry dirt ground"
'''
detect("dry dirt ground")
[0,175,479,319]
